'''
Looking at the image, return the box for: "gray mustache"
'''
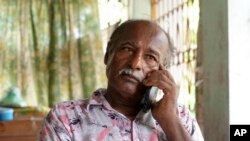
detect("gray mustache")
[118,68,144,82]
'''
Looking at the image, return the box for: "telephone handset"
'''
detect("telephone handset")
[141,86,164,112]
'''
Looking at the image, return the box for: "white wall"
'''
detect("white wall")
[128,0,151,19]
[229,0,250,124]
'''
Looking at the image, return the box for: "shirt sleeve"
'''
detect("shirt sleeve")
[38,106,71,141]
[178,105,204,141]
[191,120,204,141]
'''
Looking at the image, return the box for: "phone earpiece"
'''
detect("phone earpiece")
[140,86,163,112]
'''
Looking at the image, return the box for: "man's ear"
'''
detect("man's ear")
[104,52,108,65]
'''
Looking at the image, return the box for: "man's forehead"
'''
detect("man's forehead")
[118,24,169,46]
[118,23,165,40]
[110,20,170,53]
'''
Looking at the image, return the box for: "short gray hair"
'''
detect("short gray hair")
[105,19,175,68]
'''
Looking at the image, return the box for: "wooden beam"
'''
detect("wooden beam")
[196,0,229,140]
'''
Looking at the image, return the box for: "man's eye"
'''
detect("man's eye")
[146,55,156,61]
[121,47,133,52]
[145,55,159,67]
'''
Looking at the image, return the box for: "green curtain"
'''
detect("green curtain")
[0,0,106,108]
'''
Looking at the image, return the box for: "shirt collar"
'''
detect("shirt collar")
[87,88,114,111]
[87,88,158,129]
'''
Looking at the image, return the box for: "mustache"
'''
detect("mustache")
[118,68,145,82]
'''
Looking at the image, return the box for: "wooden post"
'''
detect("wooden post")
[196,0,229,140]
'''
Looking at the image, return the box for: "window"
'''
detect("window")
[152,0,199,115]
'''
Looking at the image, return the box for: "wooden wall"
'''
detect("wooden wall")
[196,0,229,140]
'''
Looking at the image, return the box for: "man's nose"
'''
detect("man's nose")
[130,52,143,70]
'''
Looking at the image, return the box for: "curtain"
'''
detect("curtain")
[0,0,106,109]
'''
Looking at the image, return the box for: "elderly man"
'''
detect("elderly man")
[39,20,204,141]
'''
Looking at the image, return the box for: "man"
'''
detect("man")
[39,20,204,141]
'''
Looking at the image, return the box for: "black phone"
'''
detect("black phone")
[140,86,163,112]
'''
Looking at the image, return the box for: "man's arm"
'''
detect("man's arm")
[153,102,204,141]
[39,106,71,141]
[151,94,193,141]
[143,65,203,141]
[158,115,193,141]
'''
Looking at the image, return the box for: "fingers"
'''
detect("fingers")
[159,64,165,70]
[143,74,171,89]
[159,64,175,82]
[143,66,176,94]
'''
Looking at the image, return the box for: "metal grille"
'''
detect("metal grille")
[152,0,199,114]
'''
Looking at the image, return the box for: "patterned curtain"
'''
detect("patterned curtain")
[0,0,105,111]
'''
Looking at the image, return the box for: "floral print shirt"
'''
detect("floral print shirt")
[39,88,204,141]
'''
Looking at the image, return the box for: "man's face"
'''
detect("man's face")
[105,22,169,100]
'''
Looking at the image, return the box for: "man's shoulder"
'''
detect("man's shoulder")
[177,103,194,118]
[56,99,88,107]
[51,99,89,114]
[52,88,107,112]
[177,103,191,112]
